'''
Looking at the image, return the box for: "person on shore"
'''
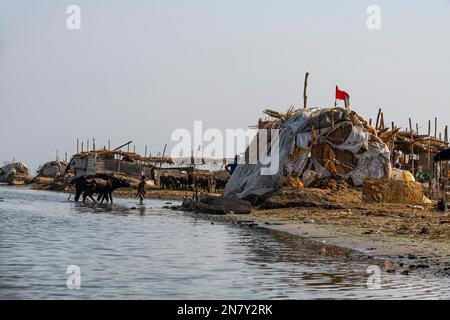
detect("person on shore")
[225,155,238,176]
[137,175,147,205]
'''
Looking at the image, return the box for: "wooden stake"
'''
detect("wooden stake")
[303,72,309,109]
[427,121,431,173]
[409,118,414,175]
[375,108,382,130]
[435,117,437,138]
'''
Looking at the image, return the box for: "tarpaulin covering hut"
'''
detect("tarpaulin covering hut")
[36,160,68,178]
[0,161,31,183]
[223,107,391,203]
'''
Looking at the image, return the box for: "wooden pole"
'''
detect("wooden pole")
[81,142,84,153]
[369,118,372,126]
[427,120,431,174]
[380,112,385,130]
[409,118,414,175]
[445,126,449,200]
[303,72,309,109]
[77,139,79,154]
[435,117,437,138]
[416,123,419,134]
[375,108,382,131]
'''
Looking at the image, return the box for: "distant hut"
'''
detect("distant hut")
[67,149,173,182]
[0,161,32,184]
[36,160,68,178]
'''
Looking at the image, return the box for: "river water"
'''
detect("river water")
[0,185,448,299]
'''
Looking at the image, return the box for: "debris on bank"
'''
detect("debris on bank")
[0,161,32,185]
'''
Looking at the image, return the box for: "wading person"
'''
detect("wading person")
[137,175,146,205]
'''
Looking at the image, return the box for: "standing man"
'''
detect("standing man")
[225,155,238,176]
[137,175,147,205]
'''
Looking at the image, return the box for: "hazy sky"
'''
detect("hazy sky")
[1,0,449,171]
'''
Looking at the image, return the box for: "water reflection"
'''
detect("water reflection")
[0,186,449,299]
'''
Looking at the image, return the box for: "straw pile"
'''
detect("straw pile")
[362,178,424,204]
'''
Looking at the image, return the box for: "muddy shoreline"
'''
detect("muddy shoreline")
[180,210,450,279]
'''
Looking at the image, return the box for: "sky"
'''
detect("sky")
[0,0,449,172]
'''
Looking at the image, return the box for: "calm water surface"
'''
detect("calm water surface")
[0,185,448,299]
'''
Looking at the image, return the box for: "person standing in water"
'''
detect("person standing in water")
[137,175,147,205]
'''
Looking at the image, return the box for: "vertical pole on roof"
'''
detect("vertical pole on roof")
[427,120,431,176]
[144,145,148,159]
[93,139,96,152]
[65,151,68,162]
[77,139,79,154]
[369,118,372,126]
[435,117,437,138]
[409,118,414,176]
[380,112,385,130]
[127,144,130,152]
[445,126,449,200]
[416,123,419,134]
[445,126,448,143]
[108,140,111,150]
[81,142,84,153]
[375,108,381,131]
[87,140,90,152]
[303,72,309,109]
[133,145,136,153]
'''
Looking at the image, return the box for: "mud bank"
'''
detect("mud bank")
[175,208,450,278]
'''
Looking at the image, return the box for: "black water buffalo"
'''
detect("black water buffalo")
[176,176,189,190]
[160,175,178,189]
[72,175,130,204]
[214,177,228,193]
[434,148,450,162]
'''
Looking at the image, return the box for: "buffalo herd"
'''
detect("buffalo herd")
[71,172,229,204]
[159,172,228,193]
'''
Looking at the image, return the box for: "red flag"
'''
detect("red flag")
[335,86,350,101]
